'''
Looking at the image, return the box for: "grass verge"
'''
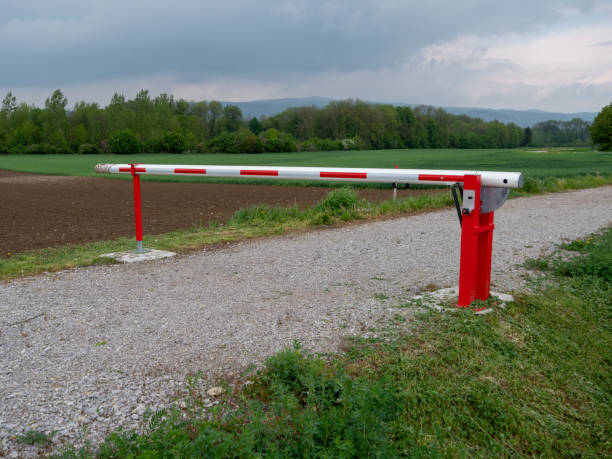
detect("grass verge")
[54,228,611,458]
[512,173,612,196]
[2,174,612,281]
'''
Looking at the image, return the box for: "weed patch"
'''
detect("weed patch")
[16,430,55,447]
[555,230,612,281]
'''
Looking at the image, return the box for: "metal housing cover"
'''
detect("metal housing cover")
[480,187,510,213]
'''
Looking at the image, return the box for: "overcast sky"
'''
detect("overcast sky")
[1,0,611,112]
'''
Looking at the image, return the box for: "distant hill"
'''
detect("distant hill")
[435,106,596,127]
[221,97,333,118]
[220,97,596,127]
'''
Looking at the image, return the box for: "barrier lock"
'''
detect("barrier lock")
[462,189,476,215]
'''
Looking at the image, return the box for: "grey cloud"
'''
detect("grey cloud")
[0,0,609,88]
[1,0,93,23]
[478,81,612,112]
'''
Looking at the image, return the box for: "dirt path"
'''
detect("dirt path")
[0,170,434,255]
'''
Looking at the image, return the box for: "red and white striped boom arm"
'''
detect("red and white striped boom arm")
[95,163,523,308]
[95,164,523,188]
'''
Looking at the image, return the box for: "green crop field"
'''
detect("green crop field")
[1,148,611,185]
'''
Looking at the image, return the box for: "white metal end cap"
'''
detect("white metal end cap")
[516,173,524,188]
[95,164,113,174]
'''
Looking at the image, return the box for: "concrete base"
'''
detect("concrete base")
[100,248,176,264]
[411,287,514,314]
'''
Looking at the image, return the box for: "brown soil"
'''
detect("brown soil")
[1,170,439,256]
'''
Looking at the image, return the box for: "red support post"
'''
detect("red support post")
[476,211,494,300]
[457,174,495,307]
[130,163,143,253]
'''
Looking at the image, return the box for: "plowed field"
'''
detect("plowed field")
[1,170,438,255]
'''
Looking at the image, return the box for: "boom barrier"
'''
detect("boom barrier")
[95,163,523,307]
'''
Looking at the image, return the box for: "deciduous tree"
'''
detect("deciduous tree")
[248,117,262,135]
[590,103,612,151]
[2,92,17,114]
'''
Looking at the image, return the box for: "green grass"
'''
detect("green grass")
[55,228,612,458]
[511,173,612,196]
[16,430,55,448]
[1,148,611,188]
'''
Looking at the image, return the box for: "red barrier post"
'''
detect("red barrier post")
[476,210,494,300]
[457,174,495,307]
[130,163,143,253]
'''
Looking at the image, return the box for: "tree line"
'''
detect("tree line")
[0,89,593,154]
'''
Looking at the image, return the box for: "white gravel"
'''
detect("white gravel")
[1,186,611,456]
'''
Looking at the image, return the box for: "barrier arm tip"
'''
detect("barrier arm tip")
[95,163,113,174]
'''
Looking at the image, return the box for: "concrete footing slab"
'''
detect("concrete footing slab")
[100,248,176,264]
[411,287,514,314]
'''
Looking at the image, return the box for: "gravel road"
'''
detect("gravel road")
[1,186,611,457]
